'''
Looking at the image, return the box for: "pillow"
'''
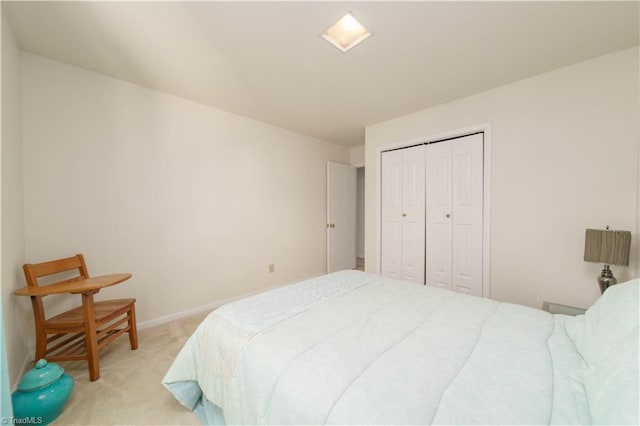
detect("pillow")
[564,278,639,367]
[584,325,639,425]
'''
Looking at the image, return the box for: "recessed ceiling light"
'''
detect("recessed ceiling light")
[322,12,372,53]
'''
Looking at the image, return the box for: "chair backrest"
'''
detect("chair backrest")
[23,253,90,289]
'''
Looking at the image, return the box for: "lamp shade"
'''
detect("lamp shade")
[584,228,631,266]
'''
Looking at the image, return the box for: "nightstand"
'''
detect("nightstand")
[542,301,587,316]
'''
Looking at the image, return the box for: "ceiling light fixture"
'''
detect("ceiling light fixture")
[322,12,372,53]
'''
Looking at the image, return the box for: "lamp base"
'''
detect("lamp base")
[597,264,617,294]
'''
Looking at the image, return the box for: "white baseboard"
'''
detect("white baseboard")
[136,301,222,330]
[137,273,324,331]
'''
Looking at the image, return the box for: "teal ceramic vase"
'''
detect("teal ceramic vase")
[11,359,74,425]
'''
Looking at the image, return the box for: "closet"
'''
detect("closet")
[380,133,484,296]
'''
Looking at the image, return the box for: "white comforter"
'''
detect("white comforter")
[163,270,590,425]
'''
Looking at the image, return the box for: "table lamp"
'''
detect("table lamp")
[583,227,631,293]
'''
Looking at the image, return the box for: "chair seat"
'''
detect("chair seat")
[46,298,136,330]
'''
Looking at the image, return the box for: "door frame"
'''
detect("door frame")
[375,122,492,297]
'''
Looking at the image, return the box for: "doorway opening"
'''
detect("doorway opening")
[356,166,365,271]
[326,161,365,273]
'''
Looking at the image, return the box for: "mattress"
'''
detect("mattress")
[163,270,600,425]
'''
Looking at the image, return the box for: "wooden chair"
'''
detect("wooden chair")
[22,254,138,381]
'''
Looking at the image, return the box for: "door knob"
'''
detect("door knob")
[402,213,407,217]
[445,213,451,218]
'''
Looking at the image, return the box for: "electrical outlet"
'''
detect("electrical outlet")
[269,264,275,273]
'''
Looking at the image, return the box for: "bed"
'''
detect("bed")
[162,270,639,425]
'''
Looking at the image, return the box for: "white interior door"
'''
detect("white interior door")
[426,142,453,289]
[426,134,483,295]
[381,150,403,279]
[381,146,425,284]
[452,134,483,295]
[400,145,425,283]
[327,161,356,273]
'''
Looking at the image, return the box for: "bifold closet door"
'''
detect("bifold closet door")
[381,145,425,284]
[425,142,453,289]
[381,149,402,279]
[426,134,483,296]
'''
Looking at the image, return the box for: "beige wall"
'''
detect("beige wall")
[365,47,639,310]
[20,53,350,327]
[1,13,29,385]
[350,145,365,166]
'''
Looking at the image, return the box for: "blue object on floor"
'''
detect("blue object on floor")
[12,359,74,425]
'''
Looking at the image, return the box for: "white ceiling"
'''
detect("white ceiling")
[4,1,639,147]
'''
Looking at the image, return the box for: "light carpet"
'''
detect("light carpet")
[52,312,210,425]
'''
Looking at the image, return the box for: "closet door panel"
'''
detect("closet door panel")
[401,145,425,284]
[381,150,403,279]
[426,142,452,289]
[452,134,483,296]
[453,224,471,293]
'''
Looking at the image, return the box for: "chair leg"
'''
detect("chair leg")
[82,292,100,381]
[35,332,47,362]
[31,297,48,362]
[128,304,139,350]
